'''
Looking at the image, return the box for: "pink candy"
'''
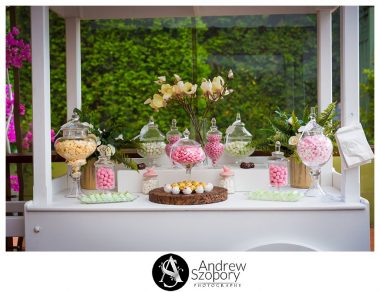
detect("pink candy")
[171,145,205,164]
[165,135,181,157]
[269,164,288,187]
[96,167,115,190]
[297,134,332,167]
[205,135,224,165]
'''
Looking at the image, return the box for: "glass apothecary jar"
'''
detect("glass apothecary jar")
[136,117,166,166]
[205,118,224,167]
[165,119,182,159]
[219,166,235,194]
[142,168,159,195]
[297,107,333,198]
[225,113,255,164]
[95,145,116,193]
[54,111,97,198]
[170,128,206,178]
[268,141,289,189]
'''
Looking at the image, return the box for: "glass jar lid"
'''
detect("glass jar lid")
[225,113,252,140]
[139,116,165,142]
[301,107,324,136]
[95,145,114,166]
[207,117,222,137]
[166,119,181,140]
[60,111,89,139]
[269,141,287,160]
[173,128,201,148]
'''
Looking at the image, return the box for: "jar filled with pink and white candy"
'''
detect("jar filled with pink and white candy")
[94,145,116,192]
[267,141,289,188]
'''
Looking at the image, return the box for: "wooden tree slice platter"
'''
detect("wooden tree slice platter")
[149,186,228,205]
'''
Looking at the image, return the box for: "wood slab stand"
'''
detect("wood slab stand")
[149,186,228,205]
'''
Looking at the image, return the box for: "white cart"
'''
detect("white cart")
[26,6,370,251]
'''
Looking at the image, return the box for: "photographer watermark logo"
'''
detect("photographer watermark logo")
[152,253,189,291]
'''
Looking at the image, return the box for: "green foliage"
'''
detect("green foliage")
[360,68,374,144]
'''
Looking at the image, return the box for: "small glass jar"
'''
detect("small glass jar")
[95,145,116,193]
[165,119,182,158]
[54,111,97,198]
[225,113,255,164]
[170,128,206,178]
[268,141,289,188]
[142,168,159,195]
[219,166,235,194]
[205,117,224,167]
[137,117,166,166]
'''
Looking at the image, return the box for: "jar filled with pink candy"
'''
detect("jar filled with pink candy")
[165,119,182,160]
[205,117,224,167]
[268,141,289,189]
[170,128,206,178]
[94,145,116,193]
[297,107,333,198]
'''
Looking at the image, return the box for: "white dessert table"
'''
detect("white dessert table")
[24,164,370,251]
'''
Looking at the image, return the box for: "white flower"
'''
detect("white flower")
[174,74,181,82]
[183,82,197,95]
[288,133,302,146]
[154,76,166,84]
[228,69,234,79]
[115,134,124,141]
[144,98,152,105]
[201,79,212,96]
[160,84,173,100]
[82,122,94,129]
[107,144,116,156]
[97,128,103,134]
[287,117,293,125]
[211,76,224,93]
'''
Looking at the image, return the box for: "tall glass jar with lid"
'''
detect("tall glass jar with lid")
[205,118,224,167]
[268,141,289,189]
[54,111,97,198]
[165,119,182,164]
[225,113,255,164]
[95,145,116,193]
[136,117,166,166]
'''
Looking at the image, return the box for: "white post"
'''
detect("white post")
[65,17,81,120]
[340,6,360,202]
[31,6,52,205]
[317,9,333,187]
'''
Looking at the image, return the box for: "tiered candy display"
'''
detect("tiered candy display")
[170,129,206,176]
[204,118,224,167]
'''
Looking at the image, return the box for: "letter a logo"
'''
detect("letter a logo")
[152,254,189,291]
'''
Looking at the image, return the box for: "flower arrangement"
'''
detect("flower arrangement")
[144,70,234,145]
[73,108,138,170]
[266,102,339,160]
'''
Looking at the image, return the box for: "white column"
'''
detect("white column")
[317,9,333,187]
[65,17,81,120]
[31,6,52,205]
[340,6,360,202]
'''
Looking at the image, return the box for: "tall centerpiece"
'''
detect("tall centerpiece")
[144,71,234,146]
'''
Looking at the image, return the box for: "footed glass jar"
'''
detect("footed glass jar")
[95,145,116,193]
[165,119,182,159]
[205,118,224,167]
[225,113,255,164]
[136,117,166,166]
[268,141,289,189]
[297,108,333,198]
[54,111,97,198]
[170,128,206,178]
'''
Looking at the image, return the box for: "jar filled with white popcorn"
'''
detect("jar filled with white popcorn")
[218,165,235,194]
[142,168,159,195]
[136,117,166,166]
[225,113,255,164]
[54,111,97,198]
